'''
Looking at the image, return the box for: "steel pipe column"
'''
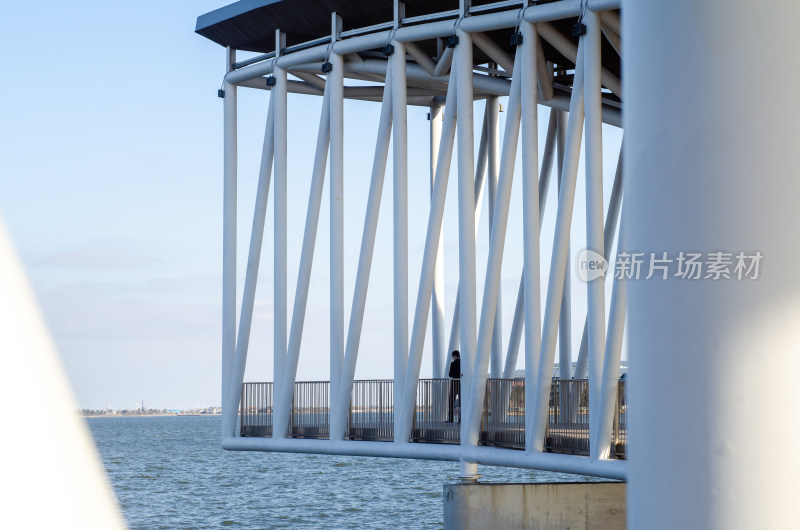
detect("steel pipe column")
[223,96,275,439]
[530,40,585,451]
[273,32,288,421]
[391,40,409,440]
[430,103,446,379]
[273,70,332,441]
[332,71,393,441]
[329,48,345,428]
[221,47,237,440]
[626,1,800,527]
[486,96,503,380]
[519,22,542,453]
[454,28,478,480]
[464,50,523,448]
[583,10,605,459]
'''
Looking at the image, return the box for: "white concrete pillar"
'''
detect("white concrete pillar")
[625,1,800,527]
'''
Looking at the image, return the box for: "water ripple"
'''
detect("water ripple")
[88,416,606,528]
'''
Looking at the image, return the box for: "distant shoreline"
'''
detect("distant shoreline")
[83,413,222,419]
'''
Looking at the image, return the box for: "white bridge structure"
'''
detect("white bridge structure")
[197,1,800,527]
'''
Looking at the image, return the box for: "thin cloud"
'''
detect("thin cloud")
[30,247,162,270]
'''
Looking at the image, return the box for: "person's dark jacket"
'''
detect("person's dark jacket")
[448,358,461,379]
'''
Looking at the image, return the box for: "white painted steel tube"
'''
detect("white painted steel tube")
[465,48,523,447]
[455,29,477,463]
[556,109,571,382]
[430,103,446,379]
[530,40,585,451]
[593,223,626,460]
[243,73,621,126]
[332,69,393,441]
[599,10,621,35]
[502,109,558,379]
[329,51,345,431]
[433,46,454,77]
[273,83,331,439]
[486,96,503,380]
[391,41,409,441]
[292,71,326,89]
[397,68,458,441]
[519,22,541,453]
[472,32,514,73]
[350,59,511,97]
[222,436,626,480]
[574,146,623,379]
[536,44,554,101]
[446,113,489,370]
[584,10,605,460]
[626,2,800,527]
[272,60,288,426]
[223,1,612,86]
[405,42,437,77]
[221,74,237,440]
[601,24,621,57]
[538,22,622,98]
[223,97,275,439]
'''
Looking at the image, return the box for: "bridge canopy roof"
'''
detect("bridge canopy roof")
[196,0,404,54]
[195,0,620,88]
[195,0,565,54]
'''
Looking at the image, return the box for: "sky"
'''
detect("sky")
[0,1,623,410]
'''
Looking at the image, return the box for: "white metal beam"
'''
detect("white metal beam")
[391,40,409,441]
[446,113,489,370]
[221,47,237,440]
[454,28,478,480]
[584,10,606,460]
[464,47,523,448]
[520,22,543,454]
[396,64,458,442]
[502,109,558,379]
[331,68,393,441]
[272,74,332,440]
[273,31,288,426]
[486,96,503,380]
[222,436,627,480]
[329,38,345,431]
[592,222,626,460]
[222,96,275,439]
[530,38,585,452]
[430,103,446,379]
[574,144,623,379]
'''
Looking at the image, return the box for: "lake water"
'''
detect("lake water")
[89,415,604,529]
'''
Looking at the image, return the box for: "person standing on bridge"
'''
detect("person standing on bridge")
[447,351,461,423]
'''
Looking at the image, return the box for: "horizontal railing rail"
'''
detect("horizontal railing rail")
[238,378,627,459]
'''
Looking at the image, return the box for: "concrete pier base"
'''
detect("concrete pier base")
[443,482,626,529]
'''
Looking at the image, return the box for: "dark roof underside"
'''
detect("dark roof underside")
[196,0,620,82]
